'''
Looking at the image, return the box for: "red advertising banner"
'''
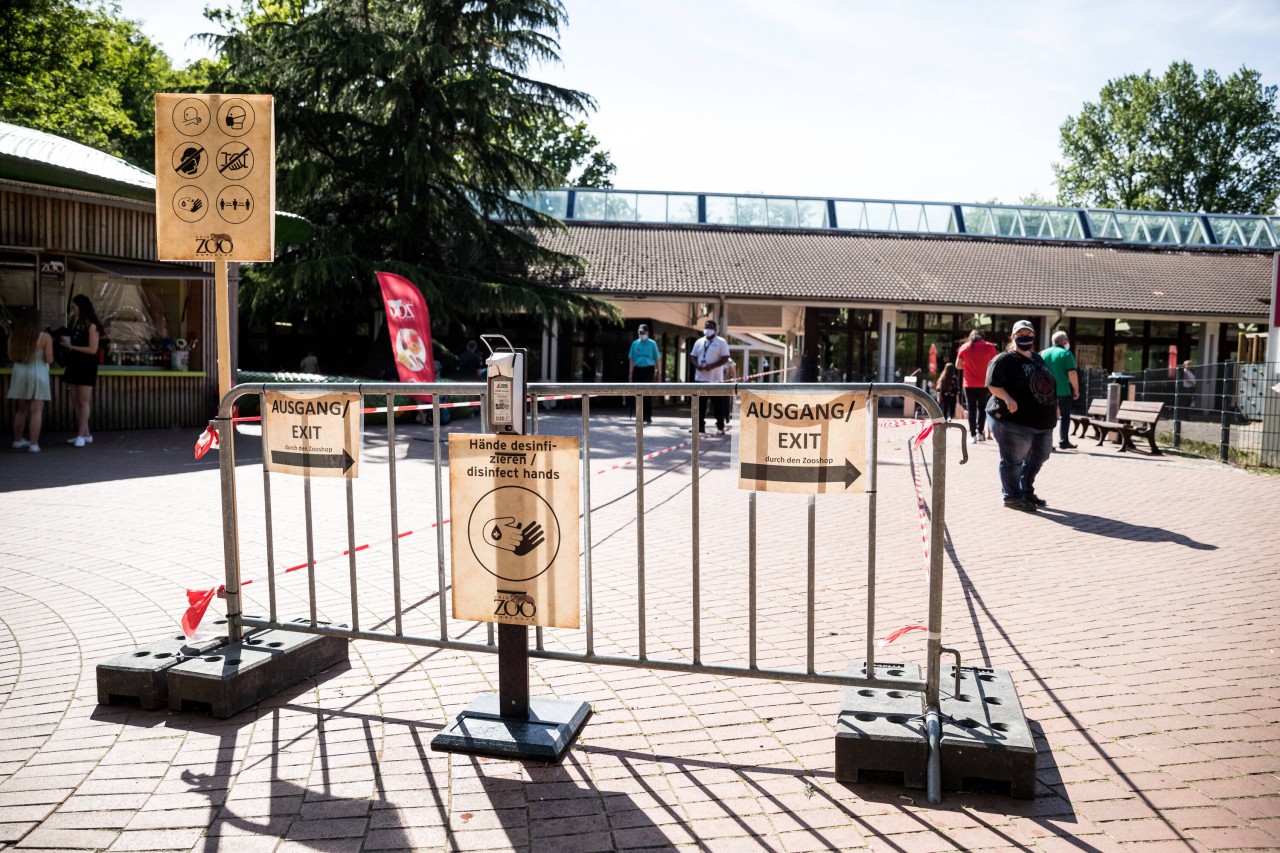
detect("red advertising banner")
[376,272,436,395]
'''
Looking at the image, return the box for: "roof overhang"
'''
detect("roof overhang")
[70,257,213,280]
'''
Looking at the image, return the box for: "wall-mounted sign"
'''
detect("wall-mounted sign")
[263,391,361,478]
[449,434,580,628]
[155,93,274,262]
[737,391,868,494]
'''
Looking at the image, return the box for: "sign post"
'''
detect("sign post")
[155,93,275,402]
[432,390,590,758]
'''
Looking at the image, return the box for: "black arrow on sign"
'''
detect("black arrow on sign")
[740,458,862,489]
[271,449,355,473]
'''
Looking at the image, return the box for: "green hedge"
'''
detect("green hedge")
[235,371,477,423]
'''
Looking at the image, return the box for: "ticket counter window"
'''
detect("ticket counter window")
[68,274,188,368]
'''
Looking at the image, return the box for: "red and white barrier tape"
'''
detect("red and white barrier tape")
[738,367,791,381]
[880,418,937,647]
[184,433,704,634]
[183,535,408,638]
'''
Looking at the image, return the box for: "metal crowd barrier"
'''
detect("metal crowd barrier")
[214,381,954,801]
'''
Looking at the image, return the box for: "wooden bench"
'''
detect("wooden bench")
[1090,400,1166,454]
[1071,398,1108,439]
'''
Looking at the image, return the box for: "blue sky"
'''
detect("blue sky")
[119,0,1280,209]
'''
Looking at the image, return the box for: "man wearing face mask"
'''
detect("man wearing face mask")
[628,323,660,424]
[985,321,1058,512]
[1040,330,1080,450]
[690,319,731,435]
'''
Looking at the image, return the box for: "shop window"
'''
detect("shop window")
[1072,318,1105,336]
[70,274,189,367]
[0,254,36,312]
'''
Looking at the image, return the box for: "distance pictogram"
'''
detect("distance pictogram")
[216,186,254,224]
[216,142,253,178]
[171,143,208,178]
[216,98,256,137]
[172,98,210,136]
[172,186,209,222]
[466,487,560,583]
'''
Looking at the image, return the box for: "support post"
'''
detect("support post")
[498,623,530,719]
[431,364,590,760]
[215,261,233,400]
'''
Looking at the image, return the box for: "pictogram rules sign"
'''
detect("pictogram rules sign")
[155,93,275,262]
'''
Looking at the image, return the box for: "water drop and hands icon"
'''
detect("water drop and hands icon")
[483,517,545,557]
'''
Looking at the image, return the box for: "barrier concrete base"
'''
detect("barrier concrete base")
[835,662,1036,798]
[939,666,1037,798]
[95,622,230,710]
[431,694,591,761]
[834,662,928,788]
[166,620,348,718]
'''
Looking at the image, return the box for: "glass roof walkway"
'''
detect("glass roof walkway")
[512,188,1280,250]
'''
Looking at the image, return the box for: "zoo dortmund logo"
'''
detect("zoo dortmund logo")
[195,233,235,255]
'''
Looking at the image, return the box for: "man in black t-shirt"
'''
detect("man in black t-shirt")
[986,320,1058,512]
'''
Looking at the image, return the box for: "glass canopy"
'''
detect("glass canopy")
[508,189,1278,250]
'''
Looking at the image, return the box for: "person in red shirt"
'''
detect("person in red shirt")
[955,329,997,442]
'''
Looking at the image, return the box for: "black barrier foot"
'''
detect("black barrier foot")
[834,661,1037,798]
[939,666,1037,798]
[834,662,928,789]
[165,619,348,718]
[430,694,591,761]
[96,622,231,710]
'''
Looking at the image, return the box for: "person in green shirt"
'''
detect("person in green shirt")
[1040,330,1080,449]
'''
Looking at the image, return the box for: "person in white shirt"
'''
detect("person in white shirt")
[690,319,731,435]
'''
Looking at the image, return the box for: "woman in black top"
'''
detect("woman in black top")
[59,294,103,447]
[985,320,1058,512]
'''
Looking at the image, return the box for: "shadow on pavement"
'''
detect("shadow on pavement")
[1033,507,1216,549]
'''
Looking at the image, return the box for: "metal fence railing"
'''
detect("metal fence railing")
[1076,361,1280,467]
[212,381,961,801]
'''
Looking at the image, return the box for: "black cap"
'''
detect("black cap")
[704,320,717,329]
[638,324,649,332]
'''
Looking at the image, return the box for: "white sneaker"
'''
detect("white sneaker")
[28,444,40,453]
[72,436,86,448]
[84,435,93,444]
[12,440,29,449]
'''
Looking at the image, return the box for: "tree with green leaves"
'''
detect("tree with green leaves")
[211,0,617,336]
[1055,61,1280,214]
[0,0,214,171]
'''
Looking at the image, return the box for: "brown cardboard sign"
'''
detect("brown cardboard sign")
[263,391,361,478]
[155,93,275,262]
[737,391,868,494]
[449,434,580,628]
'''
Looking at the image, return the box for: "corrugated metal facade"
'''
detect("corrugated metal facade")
[1,182,158,260]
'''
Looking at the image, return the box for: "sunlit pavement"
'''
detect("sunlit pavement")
[1,407,1278,852]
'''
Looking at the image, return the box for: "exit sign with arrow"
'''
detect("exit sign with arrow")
[263,390,362,478]
[737,391,868,494]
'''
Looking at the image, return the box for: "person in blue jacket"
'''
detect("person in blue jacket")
[627,323,660,424]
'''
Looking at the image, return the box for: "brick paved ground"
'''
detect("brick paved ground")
[1,402,1278,852]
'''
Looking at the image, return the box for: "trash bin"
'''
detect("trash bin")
[1105,373,1133,421]
[1107,372,1134,399]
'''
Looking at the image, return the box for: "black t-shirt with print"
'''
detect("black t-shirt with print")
[987,351,1058,429]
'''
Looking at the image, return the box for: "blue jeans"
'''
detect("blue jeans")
[989,418,1053,500]
[1057,396,1073,444]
